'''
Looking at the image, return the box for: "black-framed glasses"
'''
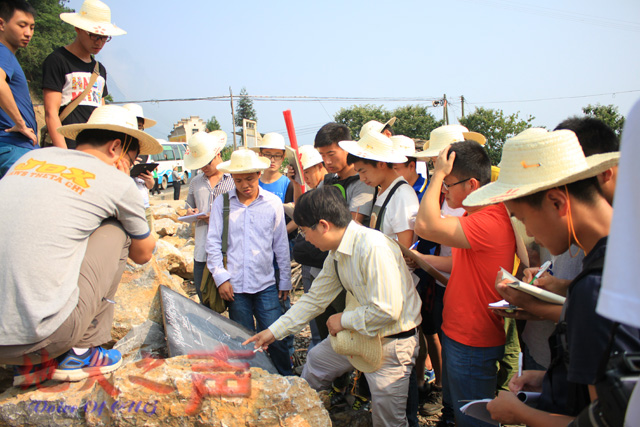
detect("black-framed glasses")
[86,31,112,43]
[442,177,471,191]
[260,152,284,161]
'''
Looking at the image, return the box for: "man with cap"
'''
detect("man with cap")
[184,130,234,304]
[0,0,38,178]
[206,149,292,375]
[0,105,160,386]
[42,0,125,149]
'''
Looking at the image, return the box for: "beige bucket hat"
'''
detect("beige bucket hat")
[330,293,383,373]
[339,131,407,164]
[298,145,323,170]
[360,117,397,138]
[60,0,126,36]
[217,148,271,174]
[184,131,227,170]
[463,128,620,207]
[122,103,157,129]
[415,125,486,159]
[58,105,162,155]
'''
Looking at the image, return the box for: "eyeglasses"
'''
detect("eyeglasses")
[298,224,317,238]
[260,152,284,161]
[442,177,471,191]
[125,152,138,169]
[85,31,112,43]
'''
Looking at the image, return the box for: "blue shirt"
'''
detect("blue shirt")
[206,187,291,294]
[259,175,290,203]
[412,174,428,203]
[0,43,37,148]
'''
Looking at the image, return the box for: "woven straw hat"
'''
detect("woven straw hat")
[217,148,271,174]
[339,131,407,164]
[60,0,126,36]
[58,105,162,155]
[250,132,286,152]
[391,135,417,158]
[360,117,397,138]
[463,128,620,207]
[298,145,323,170]
[415,125,486,159]
[122,103,156,129]
[184,131,227,170]
[330,293,382,373]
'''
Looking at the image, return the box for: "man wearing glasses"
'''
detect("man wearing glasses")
[42,0,125,149]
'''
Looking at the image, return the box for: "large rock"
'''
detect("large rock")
[154,218,178,237]
[150,205,179,222]
[153,240,192,280]
[112,320,168,365]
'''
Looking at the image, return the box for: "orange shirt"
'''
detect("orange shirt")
[442,203,516,347]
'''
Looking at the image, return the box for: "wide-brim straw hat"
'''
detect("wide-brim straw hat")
[360,117,397,138]
[463,128,620,207]
[249,132,286,152]
[184,130,227,170]
[339,131,407,164]
[298,145,323,170]
[329,293,382,373]
[58,105,162,155]
[122,103,156,129]
[217,148,271,174]
[415,125,486,159]
[60,0,126,36]
[390,135,416,158]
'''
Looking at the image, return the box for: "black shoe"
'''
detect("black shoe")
[328,385,347,410]
[351,394,371,412]
[419,385,443,416]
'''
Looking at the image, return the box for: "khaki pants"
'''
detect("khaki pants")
[302,334,418,427]
[0,220,130,365]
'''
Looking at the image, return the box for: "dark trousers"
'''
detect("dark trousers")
[172,181,181,200]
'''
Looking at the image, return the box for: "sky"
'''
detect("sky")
[65,0,640,146]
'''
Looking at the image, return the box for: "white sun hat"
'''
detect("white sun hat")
[360,117,397,138]
[57,105,162,155]
[60,0,126,36]
[217,148,271,174]
[250,132,286,152]
[339,131,407,164]
[298,145,323,170]
[329,293,382,373]
[390,135,417,158]
[415,125,486,159]
[184,131,227,170]
[463,128,620,207]
[122,103,157,129]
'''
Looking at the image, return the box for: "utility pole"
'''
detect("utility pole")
[230,87,237,150]
[461,95,465,118]
[443,94,449,125]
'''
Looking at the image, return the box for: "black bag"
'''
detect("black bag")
[292,233,327,268]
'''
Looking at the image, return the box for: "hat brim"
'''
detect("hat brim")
[60,13,127,36]
[339,140,408,164]
[183,144,225,170]
[141,117,157,129]
[416,131,487,159]
[57,123,162,155]
[330,332,382,373]
[216,157,271,174]
[463,152,620,207]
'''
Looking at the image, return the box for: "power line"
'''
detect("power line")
[466,89,640,105]
[108,94,444,105]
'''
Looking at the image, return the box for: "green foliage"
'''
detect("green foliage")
[334,104,388,139]
[582,104,625,140]
[459,107,535,165]
[16,0,76,98]
[234,87,257,128]
[220,144,234,162]
[206,116,221,132]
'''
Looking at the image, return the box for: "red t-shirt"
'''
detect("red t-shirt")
[442,203,516,347]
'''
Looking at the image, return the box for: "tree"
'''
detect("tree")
[459,107,535,165]
[234,87,257,128]
[220,144,234,162]
[16,0,76,97]
[206,116,221,132]
[582,104,625,140]
[334,104,389,139]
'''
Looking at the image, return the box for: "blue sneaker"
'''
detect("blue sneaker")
[424,369,436,384]
[12,358,58,387]
[52,347,122,382]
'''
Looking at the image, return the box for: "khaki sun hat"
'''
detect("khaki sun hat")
[339,131,408,164]
[57,105,162,155]
[463,128,620,207]
[415,125,486,159]
[184,131,227,170]
[122,103,157,129]
[329,293,382,373]
[298,145,323,170]
[360,117,397,138]
[60,0,126,36]
[390,135,417,158]
[217,148,271,174]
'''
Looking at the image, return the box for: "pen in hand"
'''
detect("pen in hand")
[530,260,552,285]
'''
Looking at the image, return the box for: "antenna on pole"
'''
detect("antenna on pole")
[229,87,237,150]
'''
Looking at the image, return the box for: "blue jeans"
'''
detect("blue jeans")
[441,332,504,427]
[0,142,33,179]
[228,284,292,376]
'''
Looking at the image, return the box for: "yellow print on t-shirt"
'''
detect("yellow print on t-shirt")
[10,158,95,195]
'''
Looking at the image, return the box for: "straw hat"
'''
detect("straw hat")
[250,132,286,152]
[463,128,620,207]
[217,148,271,174]
[339,131,407,164]
[415,125,486,159]
[184,131,227,170]
[298,145,323,170]
[360,117,397,137]
[330,293,382,373]
[390,135,417,158]
[58,105,162,155]
[122,104,157,129]
[60,0,126,36]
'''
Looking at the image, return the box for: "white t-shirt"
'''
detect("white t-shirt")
[435,200,466,287]
[369,176,419,240]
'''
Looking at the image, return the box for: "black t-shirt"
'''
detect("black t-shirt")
[41,47,108,149]
[537,237,640,416]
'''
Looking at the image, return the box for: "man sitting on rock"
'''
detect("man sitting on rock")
[0,105,159,386]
